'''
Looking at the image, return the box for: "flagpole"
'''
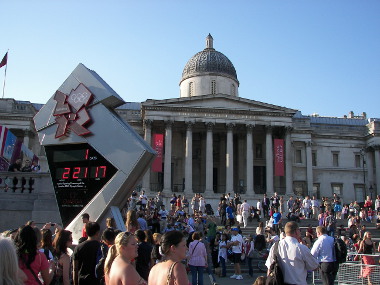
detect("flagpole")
[2,50,8,99]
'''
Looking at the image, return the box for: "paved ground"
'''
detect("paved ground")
[187,271,317,285]
[213,272,265,285]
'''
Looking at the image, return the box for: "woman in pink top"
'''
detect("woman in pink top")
[187,232,207,285]
[15,225,54,285]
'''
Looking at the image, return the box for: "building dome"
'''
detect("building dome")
[180,34,238,84]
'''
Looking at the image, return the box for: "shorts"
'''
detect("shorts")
[232,253,242,264]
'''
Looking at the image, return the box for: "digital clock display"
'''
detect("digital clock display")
[45,144,117,226]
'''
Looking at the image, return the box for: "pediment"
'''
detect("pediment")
[142,94,297,116]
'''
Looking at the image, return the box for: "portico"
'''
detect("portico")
[140,94,297,201]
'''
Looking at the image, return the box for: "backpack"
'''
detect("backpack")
[334,238,347,263]
[266,241,284,285]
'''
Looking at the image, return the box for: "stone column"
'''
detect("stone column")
[163,121,173,195]
[23,130,30,149]
[246,124,254,195]
[375,146,380,196]
[265,126,274,194]
[306,141,313,196]
[185,122,193,193]
[205,122,214,195]
[367,148,374,190]
[226,123,234,193]
[142,120,152,192]
[285,127,293,196]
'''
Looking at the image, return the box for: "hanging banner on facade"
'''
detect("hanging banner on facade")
[152,133,164,172]
[274,139,284,176]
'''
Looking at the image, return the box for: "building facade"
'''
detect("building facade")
[1,35,380,212]
[133,35,380,207]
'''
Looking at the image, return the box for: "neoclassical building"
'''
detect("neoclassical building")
[132,34,380,207]
[1,35,379,211]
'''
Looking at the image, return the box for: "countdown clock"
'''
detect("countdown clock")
[34,63,155,240]
[45,144,117,226]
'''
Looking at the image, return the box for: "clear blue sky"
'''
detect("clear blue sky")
[2,0,379,118]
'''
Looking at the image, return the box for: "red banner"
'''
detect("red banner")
[274,139,284,176]
[152,133,164,172]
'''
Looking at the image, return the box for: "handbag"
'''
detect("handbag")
[266,241,284,285]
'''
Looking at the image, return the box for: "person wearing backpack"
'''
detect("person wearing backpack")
[324,212,336,237]
[265,222,319,285]
[311,226,337,285]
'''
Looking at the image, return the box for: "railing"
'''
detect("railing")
[0,171,60,232]
[0,171,51,193]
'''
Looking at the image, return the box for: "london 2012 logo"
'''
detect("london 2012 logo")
[53,84,93,138]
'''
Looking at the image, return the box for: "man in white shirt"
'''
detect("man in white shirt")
[302,196,312,219]
[311,196,320,220]
[228,228,244,280]
[139,190,148,210]
[256,200,262,219]
[311,226,337,285]
[158,205,168,233]
[241,200,250,228]
[265,221,319,285]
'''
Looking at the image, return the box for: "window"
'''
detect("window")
[293,181,306,197]
[313,183,320,199]
[332,152,339,167]
[354,184,365,203]
[211,80,216,94]
[295,149,302,163]
[331,183,343,196]
[189,82,194,97]
[312,151,317,166]
[355,154,361,168]
[231,84,236,96]
[255,144,263,159]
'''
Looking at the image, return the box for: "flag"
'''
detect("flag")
[0,52,7,68]
[274,139,285,176]
[152,133,164,172]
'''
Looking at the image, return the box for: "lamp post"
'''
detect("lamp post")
[369,185,374,200]
[360,148,367,201]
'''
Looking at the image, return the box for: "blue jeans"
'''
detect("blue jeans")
[190,265,204,285]
[219,257,226,277]
[247,257,253,277]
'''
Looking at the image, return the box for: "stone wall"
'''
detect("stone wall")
[0,172,61,231]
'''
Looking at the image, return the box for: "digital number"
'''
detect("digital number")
[84,149,89,160]
[72,167,80,179]
[58,166,107,179]
[95,166,107,178]
[62,168,70,179]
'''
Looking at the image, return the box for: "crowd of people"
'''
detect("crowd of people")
[7,158,40,172]
[1,190,380,285]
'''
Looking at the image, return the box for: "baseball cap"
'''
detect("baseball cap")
[231,228,239,231]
